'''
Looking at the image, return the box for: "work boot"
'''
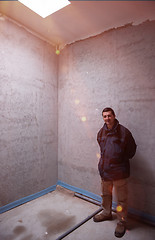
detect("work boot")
[114,221,126,238]
[93,211,112,222]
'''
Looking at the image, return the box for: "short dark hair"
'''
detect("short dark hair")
[102,107,115,117]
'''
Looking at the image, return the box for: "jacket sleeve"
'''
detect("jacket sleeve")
[125,131,137,159]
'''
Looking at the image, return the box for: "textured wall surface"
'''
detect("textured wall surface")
[0,18,58,206]
[58,20,155,216]
[1,15,155,219]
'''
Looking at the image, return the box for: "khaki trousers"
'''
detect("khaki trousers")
[101,178,128,222]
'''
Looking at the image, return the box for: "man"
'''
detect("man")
[93,107,136,238]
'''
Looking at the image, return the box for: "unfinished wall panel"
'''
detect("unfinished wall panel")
[58,20,155,217]
[0,17,58,206]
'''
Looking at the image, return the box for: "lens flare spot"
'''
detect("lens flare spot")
[55,49,60,55]
[75,99,80,105]
[81,116,86,122]
[116,205,123,212]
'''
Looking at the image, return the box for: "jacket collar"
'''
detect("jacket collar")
[103,119,119,134]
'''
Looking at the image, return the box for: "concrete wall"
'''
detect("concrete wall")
[0,17,58,206]
[1,15,155,219]
[58,20,155,216]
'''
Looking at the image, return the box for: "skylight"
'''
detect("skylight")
[18,0,71,18]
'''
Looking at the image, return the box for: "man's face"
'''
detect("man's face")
[102,111,115,129]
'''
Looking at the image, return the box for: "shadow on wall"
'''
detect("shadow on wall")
[129,151,155,216]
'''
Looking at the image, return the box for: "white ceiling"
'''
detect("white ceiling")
[0,1,155,49]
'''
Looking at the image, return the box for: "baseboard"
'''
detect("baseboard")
[0,185,56,214]
[57,180,155,226]
[57,180,102,203]
[0,180,155,226]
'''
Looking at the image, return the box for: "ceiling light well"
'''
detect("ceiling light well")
[18,0,71,18]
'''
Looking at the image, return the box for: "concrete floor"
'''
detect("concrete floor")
[0,186,155,240]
